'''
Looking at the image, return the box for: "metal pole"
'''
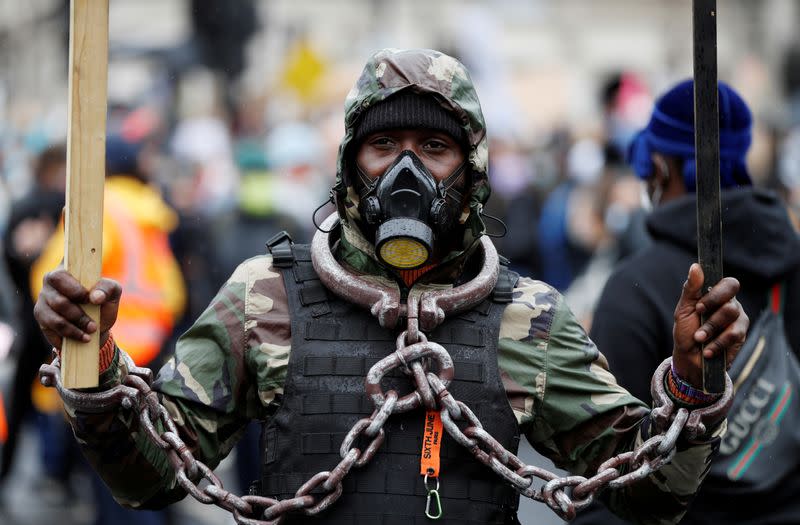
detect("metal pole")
[693,0,725,393]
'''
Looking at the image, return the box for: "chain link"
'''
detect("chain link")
[39,301,732,523]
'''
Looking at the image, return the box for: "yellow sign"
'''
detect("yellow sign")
[280,40,327,103]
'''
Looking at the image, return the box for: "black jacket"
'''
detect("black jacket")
[575,187,800,525]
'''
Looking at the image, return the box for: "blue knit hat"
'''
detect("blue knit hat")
[628,79,752,190]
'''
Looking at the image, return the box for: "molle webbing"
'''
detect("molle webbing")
[261,235,521,524]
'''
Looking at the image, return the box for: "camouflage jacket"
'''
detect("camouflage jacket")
[62,50,721,524]
[66,250,721,524]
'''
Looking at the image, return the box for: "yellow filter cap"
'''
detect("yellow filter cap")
[379,237,429,269]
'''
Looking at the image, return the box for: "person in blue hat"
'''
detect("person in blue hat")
[628,79,753,202]
[574,80,800,524]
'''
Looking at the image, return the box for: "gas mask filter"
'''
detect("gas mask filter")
[358,151,465,270]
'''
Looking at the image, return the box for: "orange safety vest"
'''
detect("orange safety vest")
[31,176,185,369]
[101,190,178,366]
[0,391,8,444]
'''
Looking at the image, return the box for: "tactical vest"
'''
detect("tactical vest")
[258,236,521,524]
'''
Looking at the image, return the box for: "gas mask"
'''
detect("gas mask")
[357,150,466,270]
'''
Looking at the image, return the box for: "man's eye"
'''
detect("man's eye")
[425,140,447,150]
[370,137,394,147]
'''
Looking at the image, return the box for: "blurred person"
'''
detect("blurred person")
[536,137,606,291]
[576,80,800,525]
[600,72,653,167]
[484,136,545,279]
[213,137,308,284]
[32,134,186,371]
[564,171,650,331]
[781,41,800,128]
[3,142,66,308]
[777,127,800,230]
[1,143,67,486]
[31,133,186,525]
[33,49,747,524]
[262,121,332,242]
[167,114,239,344]
[170,115,239,216]
[607,176,652,262]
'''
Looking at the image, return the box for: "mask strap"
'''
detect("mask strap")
[312,192,338,233]
[445,186,464,207]
[355,164,376,198]
[479,209,508,238]
[440,162,468,208]
[440,162,467,193]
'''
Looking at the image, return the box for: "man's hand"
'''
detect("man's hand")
[33,267,121,350]
[672,263,749,388]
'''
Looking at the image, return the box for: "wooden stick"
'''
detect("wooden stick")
[692,0,726,393]
[62,0,109,389]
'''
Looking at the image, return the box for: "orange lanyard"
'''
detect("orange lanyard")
[421,410,443,519]
[420,410,443,476]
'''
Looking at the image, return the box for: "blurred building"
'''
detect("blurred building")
[1,1,798,137]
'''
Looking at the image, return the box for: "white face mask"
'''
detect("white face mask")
[640,183,654,212]
[645,156,670,209]
[649,180,665,208]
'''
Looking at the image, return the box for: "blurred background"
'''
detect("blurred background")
[1,1,799,524]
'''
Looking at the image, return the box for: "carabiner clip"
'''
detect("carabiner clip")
[424,472,442,520]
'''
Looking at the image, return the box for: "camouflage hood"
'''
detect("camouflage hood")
[333,48,491,278]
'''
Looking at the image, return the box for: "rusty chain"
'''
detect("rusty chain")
[39,292,732,523]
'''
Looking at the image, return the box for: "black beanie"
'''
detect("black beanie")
[352,91,466,147]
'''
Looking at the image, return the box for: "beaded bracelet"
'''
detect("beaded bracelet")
[666,363,722,405]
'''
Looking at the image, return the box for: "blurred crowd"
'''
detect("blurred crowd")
[0,2,799,525]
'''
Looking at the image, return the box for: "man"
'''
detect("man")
[33,50,747,524]
[32,133,186,371]
[1,143,66,482]
[575,80,800,524]
[31,132,185,525]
